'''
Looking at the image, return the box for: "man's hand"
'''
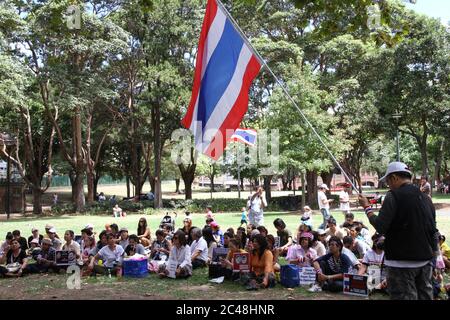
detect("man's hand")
[358,194,370,208]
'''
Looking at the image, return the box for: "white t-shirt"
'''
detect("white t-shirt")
[250,195,267,213]
[339,191,350,211]
[98,245,124,268]
[362,249,384,266]
[342,247,360,267]
[318,191,329,210]
[190,237,208,262]
[169,245,191,268]
[354,239,371,257]
[312,241,326,257]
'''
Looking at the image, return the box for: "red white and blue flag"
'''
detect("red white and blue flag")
[181,0,261,160]
[230,128,257,147]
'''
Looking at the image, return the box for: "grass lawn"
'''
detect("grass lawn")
[1,210,449,300]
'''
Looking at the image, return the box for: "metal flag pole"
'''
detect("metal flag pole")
[215,0,360,193]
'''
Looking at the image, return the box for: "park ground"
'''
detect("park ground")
[1,183,450,300]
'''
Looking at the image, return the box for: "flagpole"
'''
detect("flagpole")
[215,0,360,194]
[237,163,241,199]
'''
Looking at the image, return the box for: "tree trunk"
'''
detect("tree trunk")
[306,170,318,208]
[93,172,101,198]
[434,139,445,187]
[32,188,43,215]
[282,178,288,191]
[320,170,333,196]
[153,102,163,209]
[126,176,131,198]
[175,178,180,193]
[240,177,244,191]
[263,175,272,203]
[86,168,95,204]
[73,171,85,212]
[301,171,306,210]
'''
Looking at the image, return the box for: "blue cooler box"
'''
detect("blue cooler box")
[280,264,300,288]
[123,259,148,278]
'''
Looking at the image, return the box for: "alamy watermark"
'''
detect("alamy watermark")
[66,265,81,290]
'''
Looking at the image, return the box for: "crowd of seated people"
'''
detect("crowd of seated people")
[1,207,448,299]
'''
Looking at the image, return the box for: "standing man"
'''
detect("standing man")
[318,184,333,230]
[359,162,438,300]
[420,176,432,198]
[248,187,267,227]
[339,183,351,215]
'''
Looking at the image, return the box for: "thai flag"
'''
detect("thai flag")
[230,128,257,147]
[181,0,261,160]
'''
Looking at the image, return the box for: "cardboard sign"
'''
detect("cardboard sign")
[367,265,384,291]
[233,252,250,272]
[299,267,316,286]
[167,260,178,279]
[343,273,369,297]
[55,250,77,266]
[211,247,229,264]
[274,237,281,248]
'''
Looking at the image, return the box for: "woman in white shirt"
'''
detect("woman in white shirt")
[248,187,267,227]
[159,230,192,279]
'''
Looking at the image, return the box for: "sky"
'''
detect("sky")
[404,0,450,26]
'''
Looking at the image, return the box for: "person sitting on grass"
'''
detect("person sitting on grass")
[226,228,235,238]
[438,234,450,271]
[223,232,233,249]
[358,234,387,291]
[311,236,352,292]
[202,227,218,263]
[81,236,96,265]
[348,225,371,258]
[27,238,58,274]
[179,217,195,245]
[12,230,28,252]
[113,204,124,218]
[245,234,276,290]
[125,234,147,257]
[110,224,120,240]
[190,228,208,269]
[0,233,14,259]
[162,224,174,241]
[88,233,124,278]
[204,217,214,229]
[325,218,347,241]
[62,230,82,266]
[210,222,224,247]
[273,218,293,256]
[340,212,355,230]
[28,227,43,247]
[158,230,192,279]
[80,228,95,253]
[149,230,170,261]
[353,221,372,246]
[256,226,268,237]
[90,230,108,257]
[0,239,28,277]
[287,232,317,267]
[236,227,248,249]
[137,217,152,247]
[312,231,327,258]
[342,236,362,272]
[266,234,280,272]
[118,228,129,250]
[219,238,246,280]
[28,238,41,256]
[47,228,62,251]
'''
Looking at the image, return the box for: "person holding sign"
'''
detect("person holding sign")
[245,234,275,290]
[158,230,192,279]
[62,230,82,266]
[311,236,352,292]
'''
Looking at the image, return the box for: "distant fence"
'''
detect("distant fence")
[44,176,126,188]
